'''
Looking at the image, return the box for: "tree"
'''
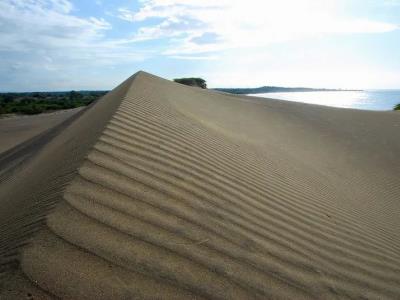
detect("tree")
[32,92,45,99]
[3,94,14,103]
[394,103,400,111]
[69,90,82,100]
[173,78,207,89]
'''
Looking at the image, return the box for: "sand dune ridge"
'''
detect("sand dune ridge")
[1,71,400,299]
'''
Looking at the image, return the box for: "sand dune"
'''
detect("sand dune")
[1,71,400,299]
[0,108,83,155]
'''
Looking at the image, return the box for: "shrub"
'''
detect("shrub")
[20,104,44,115]
[174,78,207,89]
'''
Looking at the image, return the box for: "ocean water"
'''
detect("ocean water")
[248,90,400,111]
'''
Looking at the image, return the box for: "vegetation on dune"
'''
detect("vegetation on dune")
[0,91,107,116]
[394,103,400,111]
[173,78,207,89]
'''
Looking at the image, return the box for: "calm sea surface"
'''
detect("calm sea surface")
[248,90,400,111]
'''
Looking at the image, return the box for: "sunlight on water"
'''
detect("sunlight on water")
[249,90,400,111]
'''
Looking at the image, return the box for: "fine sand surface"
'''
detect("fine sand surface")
[0,108,83,154]
[1,71,400,299]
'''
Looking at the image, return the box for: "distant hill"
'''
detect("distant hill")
[214,86,362,94]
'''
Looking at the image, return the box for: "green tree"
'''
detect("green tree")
[394,103,400,111]
[69,90,82,100]
[32,92,45,99]
[3,94,14,103]
[174,78,207,89]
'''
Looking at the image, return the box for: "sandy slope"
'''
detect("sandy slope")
[0,108,83,154]
[1,71,400,299]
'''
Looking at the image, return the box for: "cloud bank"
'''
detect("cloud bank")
[119,0,399,58]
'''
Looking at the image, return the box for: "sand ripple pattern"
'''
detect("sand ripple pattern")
[19,72,400,299]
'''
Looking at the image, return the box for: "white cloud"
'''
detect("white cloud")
[120,0,399,56]
[0,0,109,48]
[0,0,147,73]
[118,8,136,22]
[169,55,218,60]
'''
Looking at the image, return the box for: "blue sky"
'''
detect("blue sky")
[1,0,399,91]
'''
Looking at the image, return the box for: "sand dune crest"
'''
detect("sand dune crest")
[1,71,400,299]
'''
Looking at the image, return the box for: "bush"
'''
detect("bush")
[19,104,44,115]
[174,78,207,89]
[394,103,400,111]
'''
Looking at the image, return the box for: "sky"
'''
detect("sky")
[0,0,399,92]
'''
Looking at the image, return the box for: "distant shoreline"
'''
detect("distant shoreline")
[214,87,362,95]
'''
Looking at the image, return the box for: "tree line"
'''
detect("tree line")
[0,91,107,116]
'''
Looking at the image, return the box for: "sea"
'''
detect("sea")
[248,90,400,111]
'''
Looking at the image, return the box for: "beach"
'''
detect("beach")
[1,71,400,299]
